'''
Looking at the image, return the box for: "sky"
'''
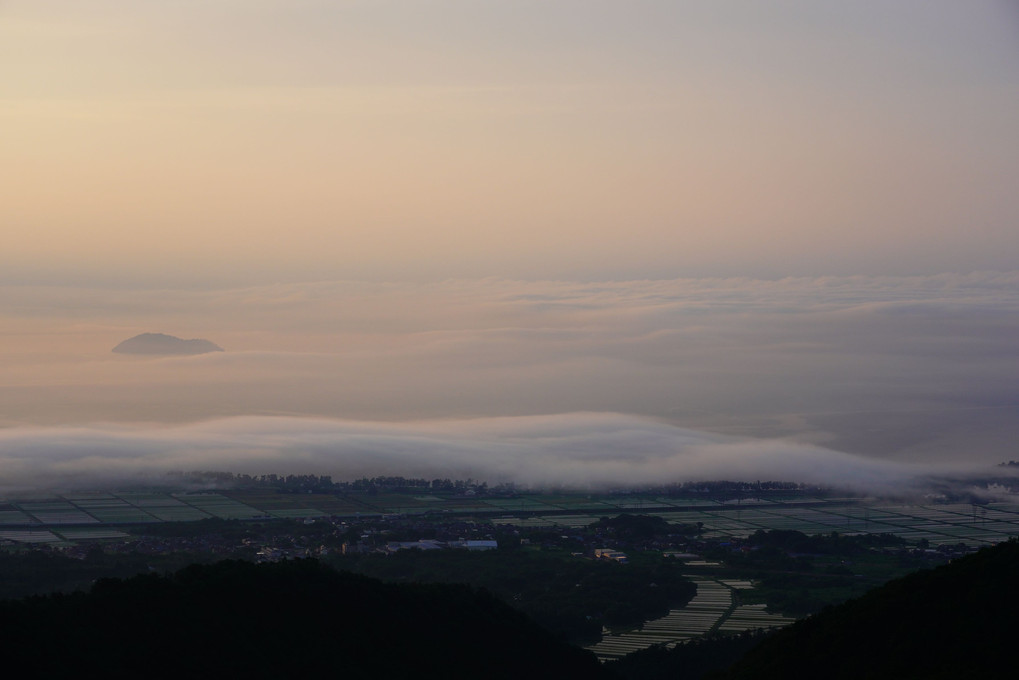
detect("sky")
[2,1,1018,492]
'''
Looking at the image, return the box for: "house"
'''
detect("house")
[594,548,628,564]
[453,539,498,551]
[385,539,445,553]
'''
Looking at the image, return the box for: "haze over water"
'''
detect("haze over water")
[2,2,1018,492]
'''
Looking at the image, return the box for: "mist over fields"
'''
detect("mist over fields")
[2,273,1017,492]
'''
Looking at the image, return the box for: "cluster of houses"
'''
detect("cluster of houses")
[382,538,498,553]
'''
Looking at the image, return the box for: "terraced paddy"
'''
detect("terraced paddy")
[585,576,795,661]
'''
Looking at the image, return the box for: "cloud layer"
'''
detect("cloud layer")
[0,413,985,495]
[2,272,1017,488]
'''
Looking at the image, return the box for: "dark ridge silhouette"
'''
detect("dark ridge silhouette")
[112,332,223,355]
[716,539,1019,679]
[0,559,611,679]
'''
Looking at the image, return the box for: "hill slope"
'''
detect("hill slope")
[0,559,610,679]
[719,540,1019,679]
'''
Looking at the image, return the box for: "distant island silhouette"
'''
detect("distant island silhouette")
[112,333,224,356]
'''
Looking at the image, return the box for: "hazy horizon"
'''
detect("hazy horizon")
[3,272,1018,492]
[2,2,1018,491]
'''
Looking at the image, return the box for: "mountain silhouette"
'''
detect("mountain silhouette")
[112,333,224,356]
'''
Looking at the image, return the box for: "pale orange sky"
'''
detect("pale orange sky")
[2,1,1017,285]
[2,3,1019,489]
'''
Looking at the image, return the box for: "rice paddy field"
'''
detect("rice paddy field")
[0,488,1012,657]
[1,490,1018,550]
[586,576,796,661]
[490,497,1019,548]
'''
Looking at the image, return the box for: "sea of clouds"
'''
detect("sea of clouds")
[1,272,1017,491]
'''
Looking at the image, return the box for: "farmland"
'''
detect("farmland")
[2,482,1017,665]
[586,576,795,661]
[2,488,1018,550]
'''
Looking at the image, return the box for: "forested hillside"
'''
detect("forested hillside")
[0,559,611,679]
[718,539,1019,679]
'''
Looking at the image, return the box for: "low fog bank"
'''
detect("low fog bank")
[0,414,1012,498]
